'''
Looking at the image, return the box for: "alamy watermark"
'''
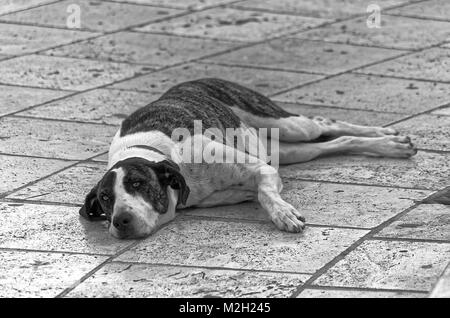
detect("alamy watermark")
[367,3,381,28]
[66,3,81,29]
[170,120,280,168]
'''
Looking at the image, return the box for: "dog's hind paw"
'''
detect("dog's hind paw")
[269,200,306,233]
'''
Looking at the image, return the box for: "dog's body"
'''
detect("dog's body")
[80,78,417,238]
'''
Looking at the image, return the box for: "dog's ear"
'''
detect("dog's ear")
[150,160,190,206]
[79,184,106,221]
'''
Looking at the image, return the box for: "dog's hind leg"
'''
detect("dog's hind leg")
[278,135,417,164]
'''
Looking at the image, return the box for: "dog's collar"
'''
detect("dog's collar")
[108,144,167,169]
[127,145,166,156]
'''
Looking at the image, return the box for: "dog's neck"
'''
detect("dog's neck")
[108,130,177,168]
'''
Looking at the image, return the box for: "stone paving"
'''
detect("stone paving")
[0,0,449,298]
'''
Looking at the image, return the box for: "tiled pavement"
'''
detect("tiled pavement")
[0,0,449,298]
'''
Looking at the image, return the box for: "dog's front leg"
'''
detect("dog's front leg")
[255,165,306,233]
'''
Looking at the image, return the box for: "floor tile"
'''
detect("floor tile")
[358,47,450,82]
[0,84,71,116]
[0,202,131,254]
[273,73,450,114]
[388,0,450,21]
[111,62,322,94]
[0,0,182,32]
[0,55,146,90]
[135,7,327,42]
[117,217,368,273]
[297,288,425,298]
[66,262,310,298]
[43,32,240,66]
[111,0,237,10]
[430,263,450,298]
[0,23,98,55]
[376,204,450,241]
[205,38,404,75]
[279,151,450,190]
[432,106,450,116]
[0,250,107,298]
[233,0,410,19]
[0,0,54,16]
[295,15,450,50]
[278,102,406,126]
[313,240,450,291]
[7,162,106,204]
[185,180,430,228]
[391,114,450,151]
[18,89,159,125]
[0,155,74,195]
[0,117,116,160]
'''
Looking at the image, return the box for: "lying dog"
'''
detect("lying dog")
[80,78,417,239]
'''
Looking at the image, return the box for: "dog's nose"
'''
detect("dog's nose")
[112,212,133,230]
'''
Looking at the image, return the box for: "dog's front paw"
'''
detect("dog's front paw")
[269,200,306,233]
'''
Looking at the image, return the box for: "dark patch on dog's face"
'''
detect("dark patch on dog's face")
[119,158,169,214]
[96,170,117,221]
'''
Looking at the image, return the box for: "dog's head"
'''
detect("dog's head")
[79,157,189,239]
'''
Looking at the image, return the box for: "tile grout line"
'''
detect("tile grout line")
[0,0,63,18]
[54,240,141,298]
[302,284,429,295]
[110,260,314,276]
[282,176,440,192]
[289,188,444,298]
[0,150,108,199]
[383,101,450,127]
[269,40,447,98]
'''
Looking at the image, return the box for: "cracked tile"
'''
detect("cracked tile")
[391,114,450,151]
[0,0,182,32]
[358,47,450,82]
[205,38,404,74]
[233,0,410,19]
[0,117,116,160]
[186,181,430,229]
[376,204,450,241]
[117,217,368,273]
[18,89,159,125]
[0,0,54,15]
[388,0,450,21]
[0,85,71,116]
[295,15,450,50]
[7,162,106,204]
[297,288,425,298]
[135,7,327,42]
[279,151,450,190]
[314,240,450,291]
[111,62,321,94]
[0,202,131,254]
[66,262,310,297]
[273,74,450,114]
[0,55,146,90]
[0,23,98,55]
[43,32,240,66]
[0,250,107,298]
[112,0,237,10]
[0,155,74,195]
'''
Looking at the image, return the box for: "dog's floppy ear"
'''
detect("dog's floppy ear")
[150,160,190,206]
[79,184,106,221]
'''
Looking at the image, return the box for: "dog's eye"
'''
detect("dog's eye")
[132,182,141,189]
[101,194,109,201]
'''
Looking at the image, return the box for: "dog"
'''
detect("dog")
[79,78,417,239]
